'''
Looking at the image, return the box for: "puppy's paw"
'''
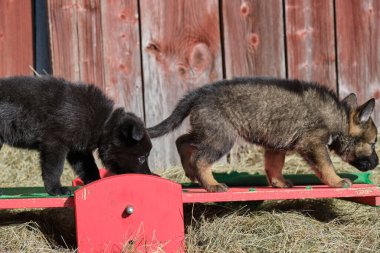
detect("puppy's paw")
[205,183,228,192]
[271,178,294,188]
[331,178,352,188]
[46,186,72,196]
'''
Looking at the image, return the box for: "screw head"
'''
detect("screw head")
[125,205,134,215]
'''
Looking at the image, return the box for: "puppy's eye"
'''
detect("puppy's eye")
[138,155,146,164]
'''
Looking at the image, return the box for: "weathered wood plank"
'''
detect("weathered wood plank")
[286,0,336,89]
[336,0,380,125]
[49,0,143,115]
[100,0,144,114]
[0,0,33,76]
[222,0,286,163]
[141,0,223,168]
[223,0,286,78]
[76,0,104,87]
[48,0,80,80]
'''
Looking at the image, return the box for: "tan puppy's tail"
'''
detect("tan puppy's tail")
[147,91,199,138]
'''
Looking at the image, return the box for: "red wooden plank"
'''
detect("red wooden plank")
[0,0,33,76]
[344,196,380,206]
[100,0,144,114]
[182,184,380,203]
[0,197,74,209]
[336,0,380,125]
[223,0,286,78]
[75,174,185,253]
[141,0,223,168]
[286,0,337,89]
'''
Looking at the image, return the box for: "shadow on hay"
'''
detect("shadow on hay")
[183,198,340,226]
[0,208,76,249]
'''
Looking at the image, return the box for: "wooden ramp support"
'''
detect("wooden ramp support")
[1,173,380,252]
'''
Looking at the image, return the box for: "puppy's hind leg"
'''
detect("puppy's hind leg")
[264,149,293,188]
[176,133,197,182]
[191,139,234,192]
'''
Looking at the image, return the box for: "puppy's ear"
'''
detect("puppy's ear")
[342,93,357,110]
[121,121,145,142]
[131,124,145,141]
[355,98,375,124]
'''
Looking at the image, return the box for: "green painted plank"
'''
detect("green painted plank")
[0,187,79,199]
[181,172,373,187]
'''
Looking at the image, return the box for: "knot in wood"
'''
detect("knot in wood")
[240,2,252,17]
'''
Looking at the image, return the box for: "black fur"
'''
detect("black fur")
[0,76,152,195]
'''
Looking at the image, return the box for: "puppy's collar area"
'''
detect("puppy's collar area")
[103,107,120,128]
[97,108,120,147]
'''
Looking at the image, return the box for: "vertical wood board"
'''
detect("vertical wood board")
[222,0,286,163]
[336,0,380,125]
[48,0,81,80]
[101,0,144,115]
[0,0,33,76]
[141,0,223,168]
[49,0,143,115]
[223,0,286,78]
[76,0,105,87]
[286,0,337,89]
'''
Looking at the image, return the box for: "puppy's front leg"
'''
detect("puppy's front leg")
[67,152,100,184]
[300,145,352,188]
[40,144,71,195]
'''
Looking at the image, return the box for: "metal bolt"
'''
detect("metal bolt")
[125,205,134,215]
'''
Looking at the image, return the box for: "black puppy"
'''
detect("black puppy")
[0,76,152,195]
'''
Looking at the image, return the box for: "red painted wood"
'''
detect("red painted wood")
[48,1,144,116]
[182,184,380,203]
[344,196,380,206]
[141,0,223,168]
[336,0,380,124]
[48,1,80,79]
[0,197,74,209]
[76,0,105,86]
[223,0,286,78]
[100,0,144,113]
[285,0,336,89]
[49,0,105,83]
[0,0,33,76]
[74,174,185,253]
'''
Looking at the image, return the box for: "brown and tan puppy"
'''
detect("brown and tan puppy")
[148,77,378,192]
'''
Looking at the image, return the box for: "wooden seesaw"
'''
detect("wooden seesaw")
[1,169,380,253]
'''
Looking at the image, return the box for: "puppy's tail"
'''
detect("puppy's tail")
[147,91,199,138]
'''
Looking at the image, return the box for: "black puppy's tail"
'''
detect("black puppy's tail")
[148,91,199,138]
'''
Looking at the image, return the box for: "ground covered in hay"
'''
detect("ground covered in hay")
[0,142,379,252]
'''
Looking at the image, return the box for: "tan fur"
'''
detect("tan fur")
[264,150,293,188]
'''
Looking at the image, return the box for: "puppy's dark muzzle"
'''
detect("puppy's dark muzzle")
[350,154,379,171]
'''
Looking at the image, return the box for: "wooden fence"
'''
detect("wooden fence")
[0,0,379,169]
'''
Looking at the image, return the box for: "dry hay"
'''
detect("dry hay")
[0,140,379,252]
